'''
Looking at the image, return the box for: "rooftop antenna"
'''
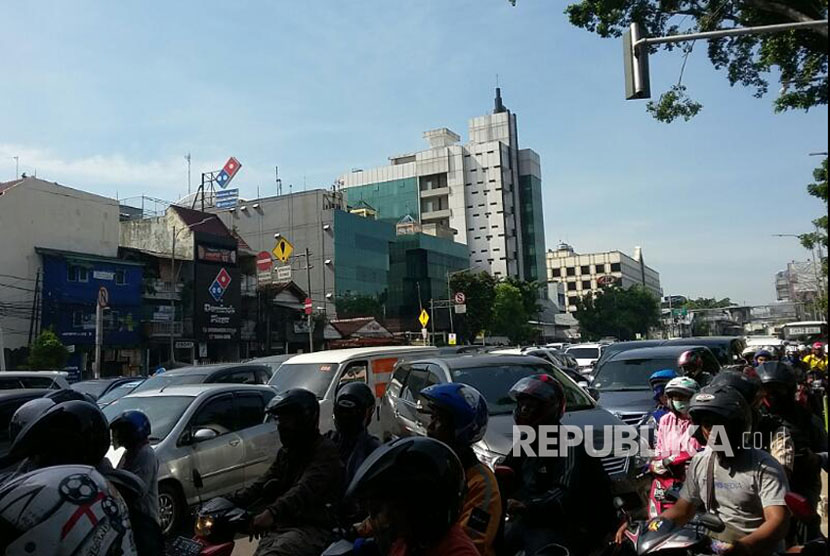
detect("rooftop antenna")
[12,156,19,179]
[185,153,192,194]
[276,166,282,196]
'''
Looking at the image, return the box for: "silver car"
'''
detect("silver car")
[102,384,278,534]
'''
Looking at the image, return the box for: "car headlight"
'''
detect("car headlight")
[194,515,214,537]
[472,443,504,470]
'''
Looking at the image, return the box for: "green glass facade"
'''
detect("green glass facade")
[387,233,469,323]
[342,178,419,222]
[519,174,546,283]
[333,211,396,298]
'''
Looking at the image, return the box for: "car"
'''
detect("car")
[490,347,589,387]
[0,389,51,458]
[246,354,296,384]
[103,384,278,535]
[70,377,141,400]
[0,371,70,390]
[96,378,146,408]
[662,337,746,366]
[594,340,666,369]
[379,354,644,509]
[590,345,720,429]
[129,363,274,395]
[269,346,438,436]
[564,343,608,373]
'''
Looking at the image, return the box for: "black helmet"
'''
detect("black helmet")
[689,386,752,455]
[335,382,375,412]
[708,370,761,405]
[8,398,56,445]
[346,436,465,545]
[44,388,97,404]
[9,400,110,467]
[755,361,797,393]
[267,388,319,420]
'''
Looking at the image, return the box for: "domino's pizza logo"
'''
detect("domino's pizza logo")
[209,268,232,302]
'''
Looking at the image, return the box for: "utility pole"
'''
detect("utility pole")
[170,227,177,364]
[185,153,192,195]
[12,156,19,179]
[446,271,454,334]
[430,298,435,346]
[305,247,314,353]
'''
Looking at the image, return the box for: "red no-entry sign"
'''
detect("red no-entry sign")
[304,297,313,315]
[256,251,273,272]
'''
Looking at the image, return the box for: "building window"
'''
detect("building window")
[67,265,88,282]
[551,268,561,278]
[567,282,577,291]
[115,270,126,285]
[611,262,621,272]
[73,311,84,327]
[582,280,592,290]
[580,265,590,275]
[566,267,575,277]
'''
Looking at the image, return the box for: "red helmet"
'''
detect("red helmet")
[678,350,703,372]
[812,342,824,351]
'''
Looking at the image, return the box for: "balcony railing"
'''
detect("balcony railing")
[147,321,183,337]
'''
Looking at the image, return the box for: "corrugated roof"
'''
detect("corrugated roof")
[169,205,231,237]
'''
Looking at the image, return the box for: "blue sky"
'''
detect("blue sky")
[1,1,826,305]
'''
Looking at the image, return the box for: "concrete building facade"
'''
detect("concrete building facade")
[547,243,662,313]
[0,177,121,367]
[338,89,546,283]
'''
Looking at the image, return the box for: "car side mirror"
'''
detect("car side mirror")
[193,428,218,442]
[587,387,600,401]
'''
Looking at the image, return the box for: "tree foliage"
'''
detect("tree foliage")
[799,158,828,312]
[27,329,70,370]
[511,0,828,122]
[335,293,385,320]
[491,283,536,344]
[574,285,661,340]
[449,271,497,343]
[683,296,735,309]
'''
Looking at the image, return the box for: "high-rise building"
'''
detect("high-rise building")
[547,243,662,312]
[338,89,547,282]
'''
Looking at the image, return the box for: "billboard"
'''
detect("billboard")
[193,237,240,342]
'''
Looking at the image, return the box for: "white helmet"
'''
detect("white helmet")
[0,465,137,555]
[664,376,700,398]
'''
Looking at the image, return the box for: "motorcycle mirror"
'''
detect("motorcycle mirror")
[697,513,725,533]
[612,496,625,510]
[785,492,813,521]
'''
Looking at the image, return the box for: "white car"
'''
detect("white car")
[564,343,605,373]
[0,371,70,390]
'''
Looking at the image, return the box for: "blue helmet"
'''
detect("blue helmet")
[421,383,488,446]
[649,369,677,401]
[109,409,151,448]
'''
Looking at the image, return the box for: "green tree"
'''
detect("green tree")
[503,277,543,318]
[510,0,828,122]
[490,283,535,344]
[683,297,734,309]
[575,285,661,340]
[335,293,385,321]
[449,271,497,343]
[27,329,70,370]
[799,158,828,312]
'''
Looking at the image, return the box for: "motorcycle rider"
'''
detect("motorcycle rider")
[345,436,478,555]
[802,342,827,373]
[659,386,790,555]
[0,399,137,555]
[677,350,712,386]
[648,369,677,425]
[502,374,615,555]
[421,382,501,556]
[324,382,381,485]
[651,376,702,474]
[110,409,163,555]
[754,349,773,366]
[756,361,827,541]
[231,388,344,556]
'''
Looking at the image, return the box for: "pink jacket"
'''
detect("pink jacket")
[654,411,702,460]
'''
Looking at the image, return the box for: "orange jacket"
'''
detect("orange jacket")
[459,461,501,556]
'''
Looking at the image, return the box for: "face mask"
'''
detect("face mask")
[671,400,689,415]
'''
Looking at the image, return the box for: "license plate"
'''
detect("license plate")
[169,536,204,556]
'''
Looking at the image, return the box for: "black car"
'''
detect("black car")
[594,336,745,368]
[129,363,274,395]
[0,389,50,456]
[71,377,141,401]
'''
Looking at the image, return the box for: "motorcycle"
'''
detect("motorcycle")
[636,451,694,518]
[168,497,252,556]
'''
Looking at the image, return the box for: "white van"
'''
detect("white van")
[265,346,438,435]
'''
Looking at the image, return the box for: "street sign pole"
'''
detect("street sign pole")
[94,303,103,379]
[305,248,313,353]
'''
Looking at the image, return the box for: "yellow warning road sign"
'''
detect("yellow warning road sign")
[272,237,294,263]
[419,309,430,327]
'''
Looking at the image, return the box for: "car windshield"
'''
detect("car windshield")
[592,357,678,391]
[102,395,193,442]
[566,347,600,359]
[0,376,56,390]
[71,381,112,399]
[97,380,144,405]
[451,364,594,415]
[270,363,339,398]
[131,372,208,394]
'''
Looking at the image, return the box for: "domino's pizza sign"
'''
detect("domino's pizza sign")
[215,157,242,189]
[209,268,232,302]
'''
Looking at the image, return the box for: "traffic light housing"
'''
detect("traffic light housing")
[623,23,651,100]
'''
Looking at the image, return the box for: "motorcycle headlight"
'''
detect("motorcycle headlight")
[472,444,504,470]
[194,515,214,537]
